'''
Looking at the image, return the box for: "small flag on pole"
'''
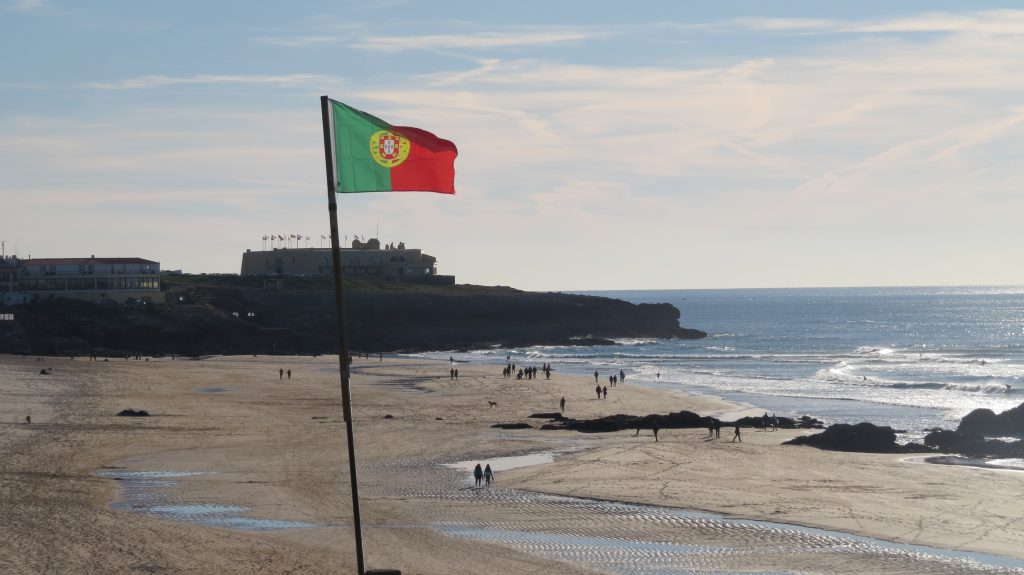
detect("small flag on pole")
[328,100,457,194]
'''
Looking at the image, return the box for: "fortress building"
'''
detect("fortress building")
[240,238,454,285]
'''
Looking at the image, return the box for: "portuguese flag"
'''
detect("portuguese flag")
[329,99,457,194]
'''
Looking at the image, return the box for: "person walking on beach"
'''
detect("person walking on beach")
[594,370,599,383]
[484,464,493,486]
[560,396,566,412]
[762,412,769,431]
[652,423,660,442]
[454,369,459,380]
[602,385,608,399]
[620,369,626,383]
[279,368,283,380]
[450,367,455,380]
[287,369,291,380]
[772,414,778,431]
[473,463,483,487]
[732,423,742,442]
[596,385,602,399]
[715,419,721,439]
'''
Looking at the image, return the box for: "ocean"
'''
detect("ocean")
[427,286,1024,444]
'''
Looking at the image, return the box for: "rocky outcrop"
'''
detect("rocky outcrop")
[528,412,565,420]
[542,411,712,433]
[784,422,931,453]
[917,402,1024,458]
[522,411,817,433]
[923,429,1024,457]
[956,404,1024,437]
[0,276,706,356]
[733,415,821,430]
[786,404,1024,457]
[491,423,532,429]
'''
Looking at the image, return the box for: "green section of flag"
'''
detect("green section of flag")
[331,100,392,193]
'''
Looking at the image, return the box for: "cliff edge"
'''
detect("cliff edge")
[0,276,705,356]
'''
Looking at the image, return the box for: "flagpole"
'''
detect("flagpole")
[320,95,366,575]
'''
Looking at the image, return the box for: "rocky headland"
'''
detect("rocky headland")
[0,275,705,356]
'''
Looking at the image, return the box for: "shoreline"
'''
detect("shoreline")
[920,455,1024,473]
[2,353,1023,573]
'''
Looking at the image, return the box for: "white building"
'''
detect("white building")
[17,256,163,304]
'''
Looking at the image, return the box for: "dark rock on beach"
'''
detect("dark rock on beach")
[788,403,1024,457]
[491,423,532,429]
[924,429,1024,458]
[956,403,1024,437]
[733,415,813,429]
[541,410,706,433]
[918,402,1024,458]
[528,412,565,420]
[784,422,931,454]
[795,415,826,429]
[117,409,149,417]
[533,411,823,434]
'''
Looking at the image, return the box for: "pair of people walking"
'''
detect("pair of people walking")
[473,463,493,487]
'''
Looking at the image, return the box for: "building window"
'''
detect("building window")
[67,278,95,290]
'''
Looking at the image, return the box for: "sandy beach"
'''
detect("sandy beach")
[2,353,1022,574]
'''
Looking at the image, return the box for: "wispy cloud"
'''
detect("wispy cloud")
[731,18,838,31]
[253,24,609,52]
[254,35,345,48]
[84,73,332,90]
[843,10,1024,34]
[9,0,43,12]
[724,10,1024,35]
[352,28,609,52]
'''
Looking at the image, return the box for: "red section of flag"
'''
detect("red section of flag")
[389,126,458,194]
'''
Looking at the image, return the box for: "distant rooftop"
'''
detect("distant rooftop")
[23,257,158,265]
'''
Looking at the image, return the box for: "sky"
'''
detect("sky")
[2,1,1023,291]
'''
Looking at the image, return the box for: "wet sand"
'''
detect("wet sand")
[1,354,1022,574]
